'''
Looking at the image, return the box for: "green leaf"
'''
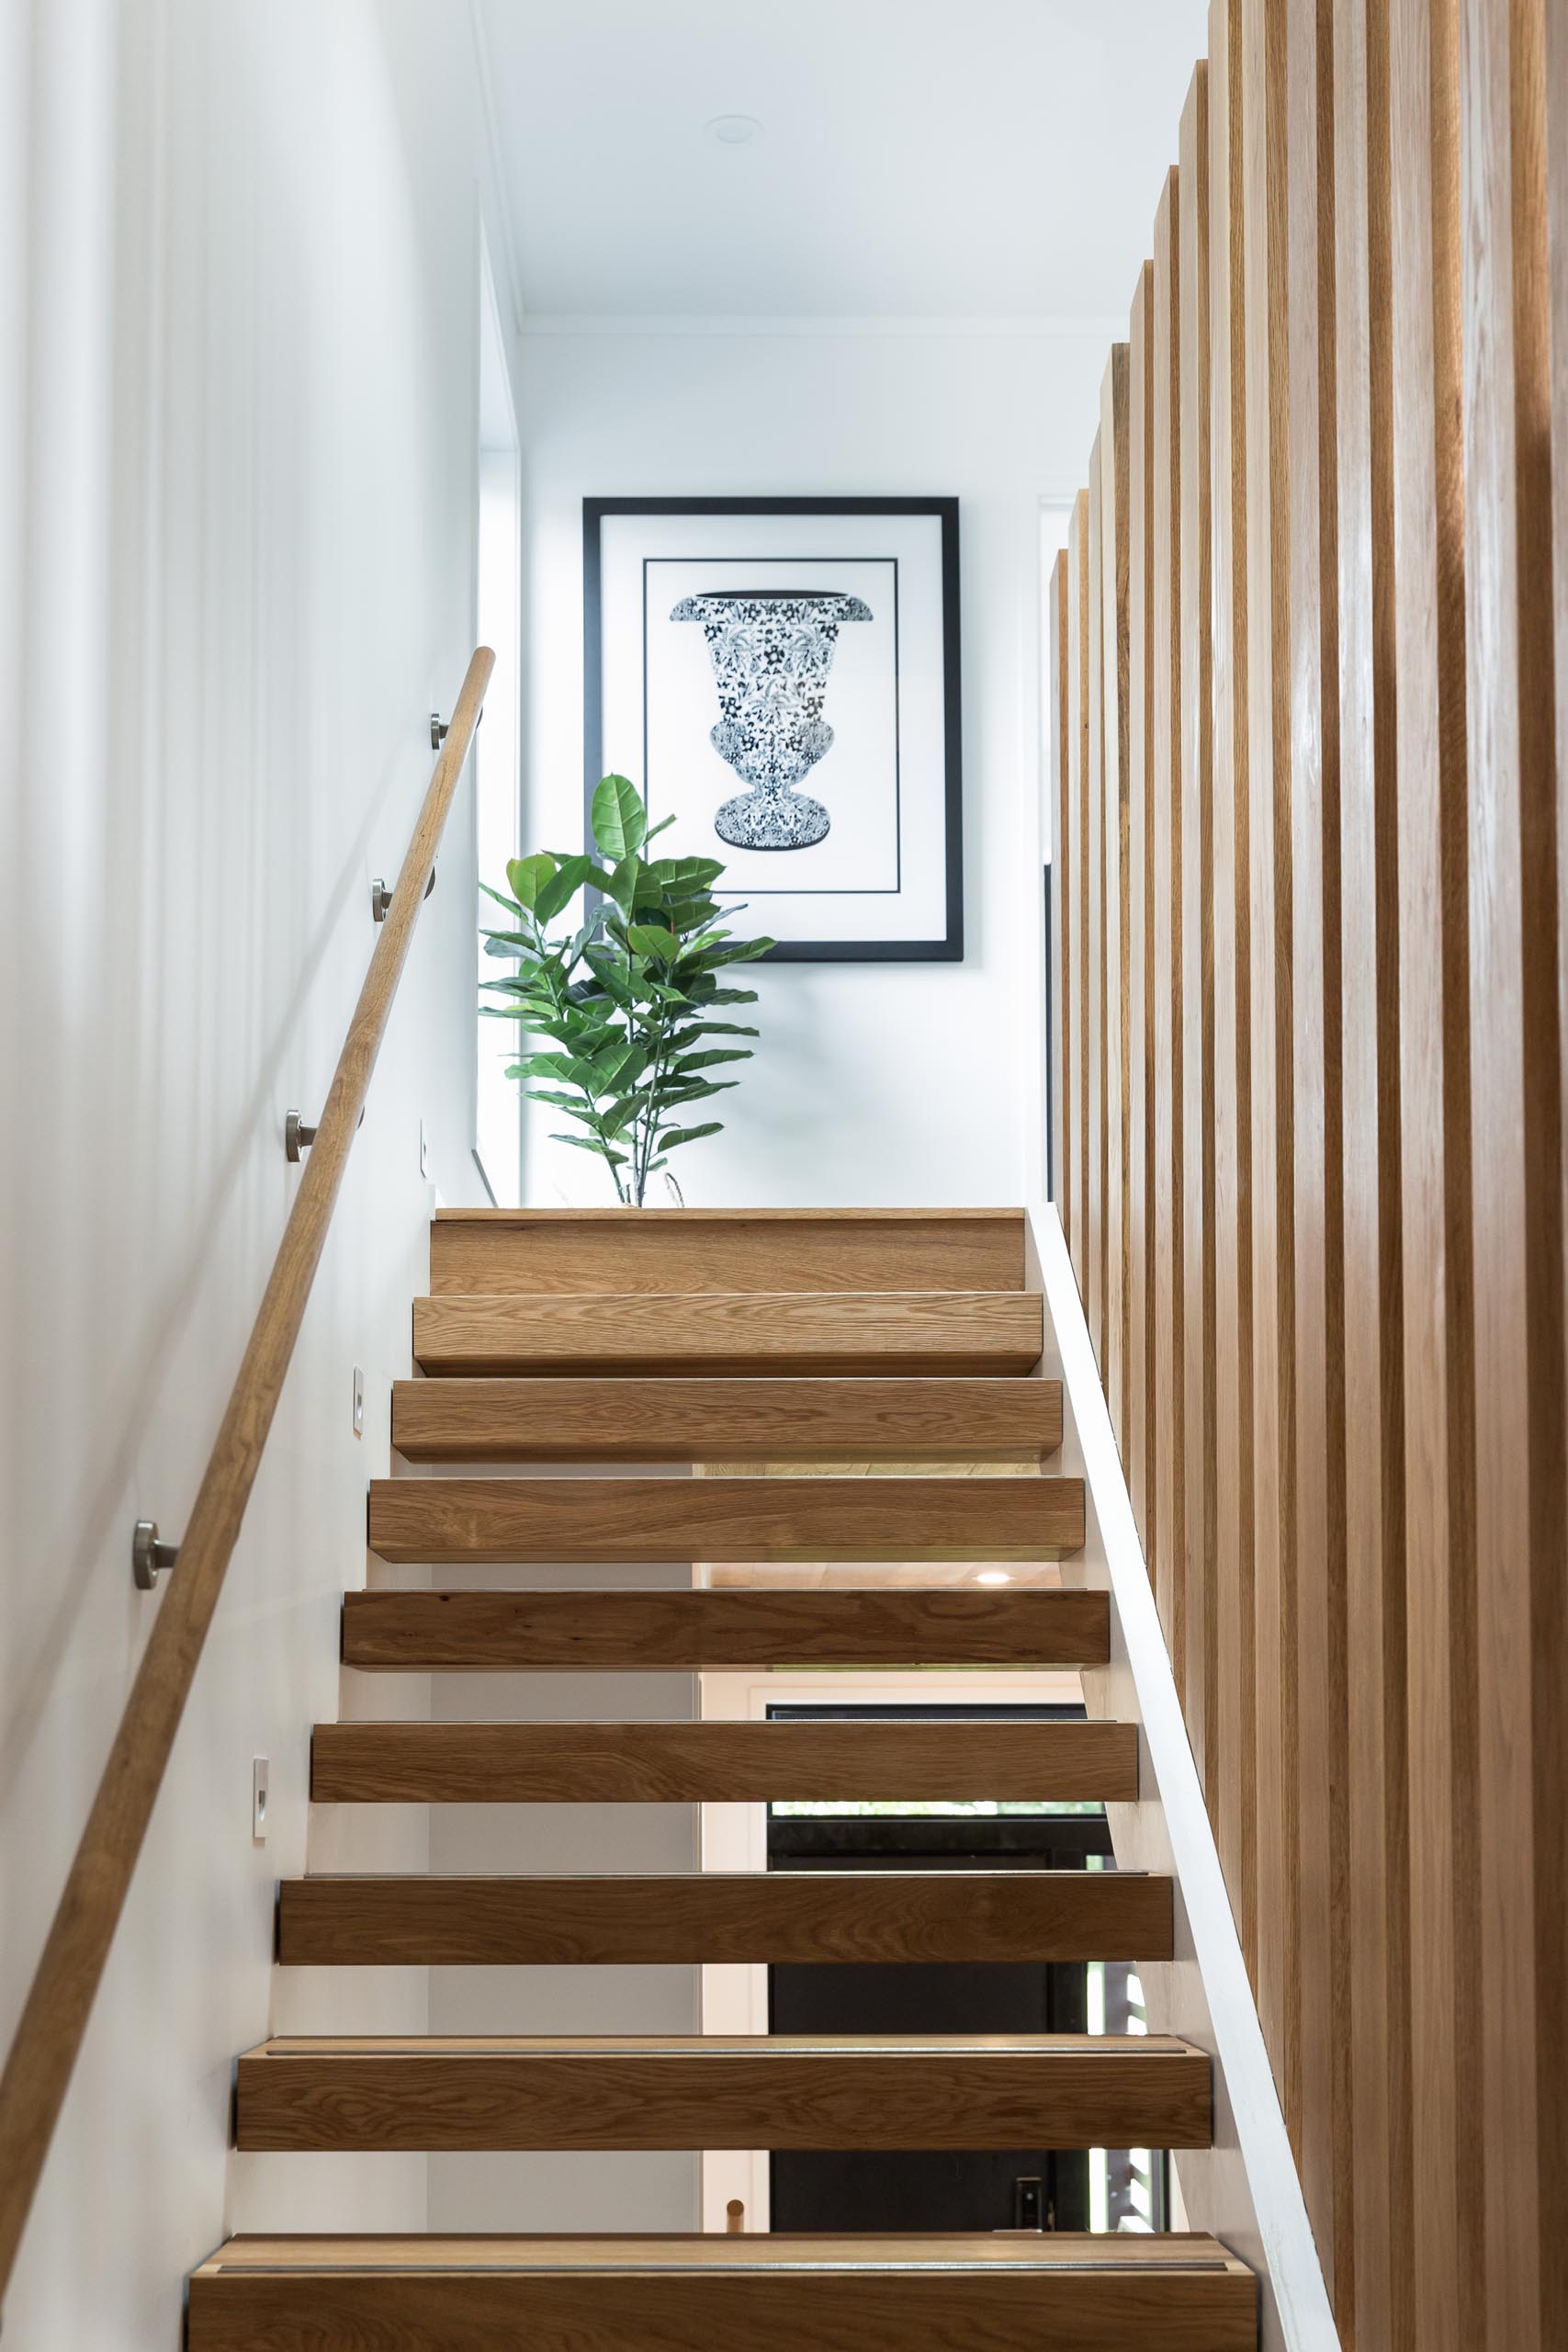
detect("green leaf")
[626,923,679,961]
[551,1132,628,1166]
[670,1048,751,1076]
[591,774,647,859]
[657,1079,739,1108]
[513,1050,603,1091]
[479,882,526,918]
[643,855,725,890]
[506,853,558,910]
[533,854,593,924]
[590,1039,649,1092]
[659,897,723,934]
[670,1022,759,1042]
[682,938,774,973]
[581,949,639,1010]
[527,1091,601,1119]
[655,1121,724,1150]
[607,854,642,913]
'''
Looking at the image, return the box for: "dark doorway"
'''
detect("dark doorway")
[764,1702,1169,2237]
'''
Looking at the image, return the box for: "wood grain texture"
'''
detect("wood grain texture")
[233,2034,1213,2154]
[1284,0,1352,2310]
[342,1584,1109,1672]
[1241,0,1299,2151]
[1152,166,1186,1690]
[277,1870,1174,1967]
[187,2233,1258,2352]
[1128,271,1156,1577]
[1461,2,1566,2343]
[1101,345,1134,1445]
[1048,0,1568,2333]
[428,1210,1027,1297]
[390,1374,1062,1463]
[1088,427,1108,1366]
[1050,549,1071,1230]
[309,1719,1139,1805]
[1069,489,1093,1302]
[412,1290,1044,1378]
[1178,64,1218,1810]
[1336,0,1411,2341]
[0,650,496,2309]
[1390,0,1479,2344]
[1208,0,1258,1963]
[366,1474,1085,1565]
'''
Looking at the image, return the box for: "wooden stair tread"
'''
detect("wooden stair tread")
[367,1474,1084,1563]
[277,1869,1174,1965]
[194,2227,1249,2273]
[233,2033,1213,2153]
[391,1374,1062,1460]
[428,1207,1028,1296]
[343,1583,1107,1669]
[246,2030,1199,2055]
[309,1718,1138,1804]
[412,1290,1044,1376]
[188,2232,1258,2352]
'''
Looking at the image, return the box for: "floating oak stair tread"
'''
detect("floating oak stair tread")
[367,1474,1083,1564]
[233,2033,1213,2153]
[428,1205,1029,1296]
[310,1718,1137,1804]
[187,2231,1258,2352]
[391,1374,1062,1461]
[342,1583,1107,1670]
[278,1869,1173,1966]
[412,1289,1044,1377]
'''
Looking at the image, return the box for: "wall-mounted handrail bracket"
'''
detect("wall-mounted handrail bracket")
[287,1106,365,1161]
[131,1520,180,1591]
[370,867,436,924]
[0,645,493,2312]
[429,707,479,752]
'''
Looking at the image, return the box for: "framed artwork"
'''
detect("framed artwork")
[582,496,964,961]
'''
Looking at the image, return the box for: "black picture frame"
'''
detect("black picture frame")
[582,495,964,962]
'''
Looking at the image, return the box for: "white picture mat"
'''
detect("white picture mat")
[596,509,952,944]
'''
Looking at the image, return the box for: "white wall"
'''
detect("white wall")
[0,3,513,2339]
[515,319,1110,1209]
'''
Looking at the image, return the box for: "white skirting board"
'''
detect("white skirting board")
[1029,1204,1340,2352]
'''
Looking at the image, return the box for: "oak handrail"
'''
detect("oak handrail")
[0,646,494,2310]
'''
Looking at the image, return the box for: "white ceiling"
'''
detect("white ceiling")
[477,0,1210,320]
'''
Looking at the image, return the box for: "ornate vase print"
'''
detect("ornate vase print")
[671,589,873,849]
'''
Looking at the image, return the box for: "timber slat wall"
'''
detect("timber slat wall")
[1049,2,1566,2343]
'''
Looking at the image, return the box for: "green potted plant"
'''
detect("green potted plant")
[479,775,774,1206]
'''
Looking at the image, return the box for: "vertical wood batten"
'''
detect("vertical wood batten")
[1390,0,1478,2344]
[1087,435,1108,1368]
[1050,549,1071,1232]
[1208,0,1258,1959]
[1336,0,1412,2339]
[1461,0,1566,2342]
[1284,0,1352,2312]
[1100,355,1133,1445]
[1178,65,1218,1812]
[1067,489,1091,1305]
[1151,172,1186,1690]
[1240,0,1298,2135]
[1127,277,1156,1583]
